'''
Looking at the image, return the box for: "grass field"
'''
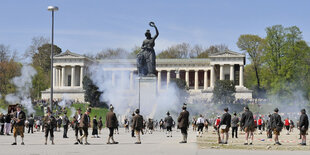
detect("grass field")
[197,129,310,151]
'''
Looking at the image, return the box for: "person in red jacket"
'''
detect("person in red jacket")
[258,117,263,134]
[284,117,290,135]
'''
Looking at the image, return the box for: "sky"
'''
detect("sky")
[0,0,310,59]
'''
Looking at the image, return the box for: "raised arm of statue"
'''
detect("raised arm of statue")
[149,22,159,40]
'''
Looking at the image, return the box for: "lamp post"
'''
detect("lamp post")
[138,77,141,111]
[48,6,59,111]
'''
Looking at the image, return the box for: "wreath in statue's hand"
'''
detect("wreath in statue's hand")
[149,22,155,27]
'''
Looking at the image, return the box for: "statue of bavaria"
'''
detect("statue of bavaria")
[137,22,159,77]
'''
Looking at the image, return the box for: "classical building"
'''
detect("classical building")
[41,50,252,102]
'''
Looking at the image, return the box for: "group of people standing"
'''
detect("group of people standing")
[209,106,309,146]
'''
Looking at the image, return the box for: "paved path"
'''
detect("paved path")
[0,128,309,155]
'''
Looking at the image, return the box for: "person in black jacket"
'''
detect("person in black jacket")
[240,106,254,145]
[219,107,231,144]
[27,114,34,134]
[299,109,309,146]
[270,108,283,145]
[62,112,69,138]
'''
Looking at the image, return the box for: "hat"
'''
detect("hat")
[16,104,22,108]
[182,103,187,110]
[301,109,306,114]
[244,106,249,110]
[135,109,140,114]
[274,108,279,112]
[167,111,170,115]
[77,107,81,111]
[87,108,92,113]
[224,107,229,112]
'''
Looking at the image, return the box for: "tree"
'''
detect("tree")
[237,34,264,88]
[157,43,190,59]
[0,45,21,96]
[24,36,49,58]
[83,76,106,107]
[31,66,49,99]
[32,43,62,73]
[171,78,188,90]
[95,48,129,59]
[212,80,236,104]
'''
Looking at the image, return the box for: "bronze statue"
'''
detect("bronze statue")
[137,22,159,77]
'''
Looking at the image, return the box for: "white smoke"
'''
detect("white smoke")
[5,65,37,114]
[70,107,76,118]
[58,94,72,108]
[88,61,185,120]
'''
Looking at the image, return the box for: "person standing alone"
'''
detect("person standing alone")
[178,104,189,143]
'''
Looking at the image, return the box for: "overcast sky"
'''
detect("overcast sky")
[1,0,309,57]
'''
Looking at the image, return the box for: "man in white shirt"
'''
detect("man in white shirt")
[197,114,205,137]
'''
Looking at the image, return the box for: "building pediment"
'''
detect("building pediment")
[210,50,245,58]
[54,50,86,58]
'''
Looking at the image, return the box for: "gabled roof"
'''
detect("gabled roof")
[54,50,85,58]
[54,50,95,62]
[209,50,245,57]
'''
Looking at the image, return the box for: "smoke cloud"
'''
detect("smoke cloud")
[5,65,37,114]
[88,61,185,121]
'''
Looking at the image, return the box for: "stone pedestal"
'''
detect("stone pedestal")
[135,76,157,115]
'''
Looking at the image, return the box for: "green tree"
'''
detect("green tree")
[83,76,106,107]
[31,66,49,99]
[32,43,62,73]
[237,34,264,88]
[212,80,236,104]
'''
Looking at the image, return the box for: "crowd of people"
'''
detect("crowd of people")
[0,103,309,146]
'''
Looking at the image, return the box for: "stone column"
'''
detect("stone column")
[194,70,199,90]
[53,67,56,87]
[220,65,224,80]
[71,66,75,87]
[157,70,161,90]
[203,70,208,90]
[185,70,189,87]
[176,70,180,79]
[130,71,134,89]
[54,67,58,87]
[80,66,84,87]
[111,72,115,86]
[210,66,214,87]
[57,68,61,87]
[61,66,65,87]
[230,65,234,81]
[239,65,244,87]
[166,70,171,89]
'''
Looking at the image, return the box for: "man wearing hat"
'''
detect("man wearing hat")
[164,111,174,137]
[231,112,239,138]
[43,107,56,145]
[132,109,143,144]
[11,104,26,145]
[219,107,231,144]
[299,109,309,146]
[240,106,255,145]
[74,107,83,144]
[177,104,189,143]
[62,111,69,138]
[105,105,119,144]
[79,108,91,145]
[270,108,283,145]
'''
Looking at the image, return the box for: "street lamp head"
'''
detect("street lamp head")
[48,6,59,11]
